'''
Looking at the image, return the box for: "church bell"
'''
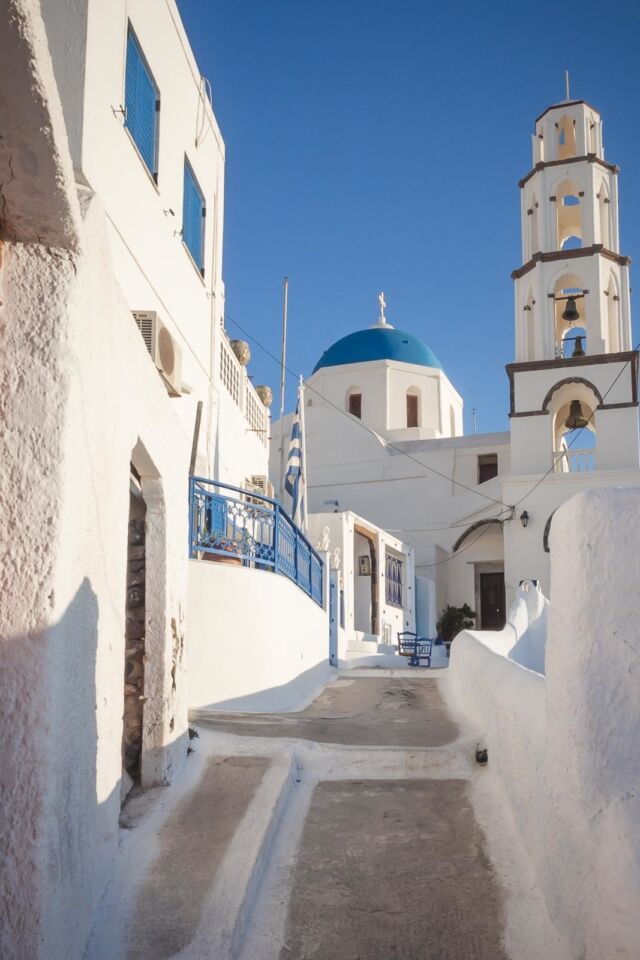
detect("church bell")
[565,400,589,430]
[562,296,580,323]
[571,335,585,358]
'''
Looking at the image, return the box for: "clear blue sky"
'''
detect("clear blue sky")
[177,0,640,433]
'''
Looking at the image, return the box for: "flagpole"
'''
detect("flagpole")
[279,277,289,502]
[298,374,308,532]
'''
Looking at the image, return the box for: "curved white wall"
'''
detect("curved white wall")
[187,561,331,711]
[447,490,640,960]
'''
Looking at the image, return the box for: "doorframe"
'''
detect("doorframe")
[329,568,339,666]
[474,562,505,629]
[354,523,378,636]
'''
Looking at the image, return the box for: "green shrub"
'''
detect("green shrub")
[436,603,476,644]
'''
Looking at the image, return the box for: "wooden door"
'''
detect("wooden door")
[479,572,506,630]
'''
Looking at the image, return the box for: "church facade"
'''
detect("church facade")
[271,97,640,633]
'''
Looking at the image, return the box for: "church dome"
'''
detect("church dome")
[312,325,442,374]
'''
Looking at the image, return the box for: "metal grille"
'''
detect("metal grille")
[190,477,323,606]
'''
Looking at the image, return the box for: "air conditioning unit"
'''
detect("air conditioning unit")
[244,475,275,503]
[132,310,183,397]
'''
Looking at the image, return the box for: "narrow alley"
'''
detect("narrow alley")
[87,674,514,960]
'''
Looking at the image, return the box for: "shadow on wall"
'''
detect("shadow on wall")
[191,659,335,714]
[42,578,104,960]
[4,577,190,960]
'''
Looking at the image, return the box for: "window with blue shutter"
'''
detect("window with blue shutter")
[124,25,159,179]
[182,159,206,274]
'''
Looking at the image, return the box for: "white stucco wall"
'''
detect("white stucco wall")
[447,490,640,960]
[187,561,330,711]
[307,511,415,663]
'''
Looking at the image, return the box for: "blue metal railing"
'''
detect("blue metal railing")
[189,476,324,607]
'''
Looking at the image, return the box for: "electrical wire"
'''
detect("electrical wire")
[223,313,638,551]
[224,311,508,510]
[420,513,508,567]
[513,342,639,508]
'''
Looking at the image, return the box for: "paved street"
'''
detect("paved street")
[111,676,508,960]
[194,675,459,747]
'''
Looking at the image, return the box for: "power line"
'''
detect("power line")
[513,343,639,508]
[224,312,508,509]
[420,514,508,567]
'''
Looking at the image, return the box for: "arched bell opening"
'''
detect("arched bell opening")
[545,380,599,473]
[555,179,583,250]
[552,273,587,357]
[556,115,577,161]
[561,325,587,359]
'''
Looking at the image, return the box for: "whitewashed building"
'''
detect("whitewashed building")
[272,97,640,631]
[0,2,271,958]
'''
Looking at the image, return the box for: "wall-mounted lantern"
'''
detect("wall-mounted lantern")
[520,510,530,528]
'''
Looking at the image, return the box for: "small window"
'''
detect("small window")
[407,393,419,428]
[478,454,498,484]
[385,554,403,607]
[125,26,160,179]
[183,159,206,274]
[349,393,362,418]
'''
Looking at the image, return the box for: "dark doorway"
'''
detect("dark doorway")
[122,467,147,799]
[479,572,506,630]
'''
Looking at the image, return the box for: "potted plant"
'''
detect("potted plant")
[436,603,476,655]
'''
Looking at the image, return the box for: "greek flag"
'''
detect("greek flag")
[285,390,306,529]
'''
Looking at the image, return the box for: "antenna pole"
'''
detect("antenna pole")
[565,69,570,101]
[279,277,289,501]
[472,407,478,435]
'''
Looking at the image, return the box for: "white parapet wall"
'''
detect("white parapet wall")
[187,561,332,711]
[447,489,640,960]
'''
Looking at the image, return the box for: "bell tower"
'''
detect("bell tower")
[507,97,639,475]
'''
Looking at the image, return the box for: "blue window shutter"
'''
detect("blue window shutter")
[183,161,205,272]
[125,27,159,176]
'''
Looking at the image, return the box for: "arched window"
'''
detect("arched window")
[406,388,420,427]
[346,387,362,419]
[556,179,582,250]
[598,181,611,248]
[525,288,536,360]
[556,115,577,160]
[606,274,620,353]
[527,195,539,259]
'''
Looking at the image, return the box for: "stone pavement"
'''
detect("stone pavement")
[280,778,508,960]
[194,675,459,747]
[98,676,509,960]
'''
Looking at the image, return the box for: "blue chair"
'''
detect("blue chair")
[397,631,433,667]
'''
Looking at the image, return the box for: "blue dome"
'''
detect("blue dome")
[312,325,442,374]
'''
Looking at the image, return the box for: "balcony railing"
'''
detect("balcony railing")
[189,476,324,606]
[553,448,596,473]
